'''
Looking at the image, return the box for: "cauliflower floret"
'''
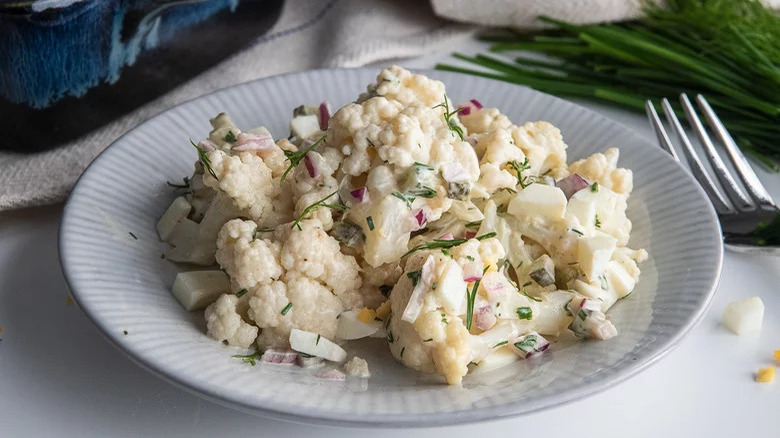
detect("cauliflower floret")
[249,274,343,349]
[359,261,403,309]
[479,128,526,166]
[344,356,371,378]
[203,150,278,220]
[326,97,403,176]
[475,163,516,197]
[569,148,633,195]
[281,222,363,307]
[204,294,258,348]
[510,121,568,179]
[216,219,283,290]
[429,318,472,385]
[460,107,512,135]
[373,65,446,108]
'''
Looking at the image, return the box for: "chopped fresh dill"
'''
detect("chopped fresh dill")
[391,191,414,208]
[402,232,496,257]
[291,190,347,230]
[232,351,261,366]
[509,158,531,188]
[190,139,218,180]
[281,134,326,183]
[433,94,466,141]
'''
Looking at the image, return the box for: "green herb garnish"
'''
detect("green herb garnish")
[433,95,466,141]
[190,139,218,180]
[441,248,452,257]
[465,266,489,330]
[281,134,326,183]
[407,185,437,199]
[166,176,190,190]
[571,228,584,236]
[281,302,293,315]
[423,338,433,342]
[494,340,508,348]
[476,232,497,241]
[366,216,375,231]
[316,334,321,345]
[595,214,602,228]
[516,306,533,320]
[291,190,347,230]
[128,232,138,240]
[379,285,393,297]
[578,309,588,321]
[391,191,414,208]
[514,335,537,353]
[522,290,542,302]
[232,351,261,366]
[466,255,475,262]
[591,182,600,192]
[464,221,482,228]
[224,131,236,143]
[236,289,248,298]
[407,269,422,286]
[414,161,435,171]
[509,158,531,188]
[387,330,394,343]
[400,347,406,358]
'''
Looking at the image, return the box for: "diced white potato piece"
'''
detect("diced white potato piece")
[722,297,764,335]
[573,279,616,312]
[508,184,567,220]
[290,115,321,139]
[448,200,484,222]
[535,290,575,336]
[336,310,381,340]
[565,190,597,231]
[434,259,466,315]
[171,270,229,311]
[167,217,199,249]
[567,187,630,244]
[157,196,191,241]
[578,233,617,281]
[289,329,347,362]
[469,348,519,375]
[475,321,524,357]
[605,260,635,299]
[165,193,242,265]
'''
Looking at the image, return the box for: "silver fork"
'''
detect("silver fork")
[645,94,780,254]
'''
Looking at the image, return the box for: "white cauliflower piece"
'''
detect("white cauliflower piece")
[569,148,633,195]
[281,222,363,308]
[326,97,403,176]
[510,121,568,179]
[460,107,512,135]
[359,261,403,309]
[215,219,283,290]
[204,294,258,348]
[344,356,371,378]
[373,65,447,108]
[249,275,343,349]
[475,163,517,197]
[203,150,278,220]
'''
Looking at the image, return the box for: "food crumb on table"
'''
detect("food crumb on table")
[344,356,370,378]
[756,367,775,383]
[66,297,74,306]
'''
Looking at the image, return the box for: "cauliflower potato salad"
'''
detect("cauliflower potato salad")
[158,66,647,385]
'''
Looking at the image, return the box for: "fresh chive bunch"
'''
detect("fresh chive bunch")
[436,0,780,168]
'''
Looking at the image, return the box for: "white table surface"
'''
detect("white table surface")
[1,38,779,438]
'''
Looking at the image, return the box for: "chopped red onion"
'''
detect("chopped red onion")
[315,369,345,381]
[438,232,454,240]
[303,154,319,178]
[261,348,298,365]
[198,139,217,152]
[458,105,471,116]
[590,320,618,340]
[474,305,497,331]
[581,298,601,312]
[467,136,478,147]
[555,173,590,199]
[350,186,368,202]
[233,132,274,152]
[414,209,427,228]
[462,260,483,283]
[470,99,483,109]
[465,231,477,239]
[318,102,331,131]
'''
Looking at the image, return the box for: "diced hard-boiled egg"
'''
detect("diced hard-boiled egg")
[756,366,775,383]
[156,196,191,241]
[171,270,230,311]
[337,309,381,340]
[434,259,466,315]
[289,114,321,139]
[289,329,347,362]
[508,184,567,220]
[577,233,617,281]
[605,260,636,299]
[722,297,764,335]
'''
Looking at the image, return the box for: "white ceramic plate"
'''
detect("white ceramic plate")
[59,68,722,427]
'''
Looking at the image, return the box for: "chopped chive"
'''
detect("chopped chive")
[476,232,497,240]
[391,191,414,208]
[236,289,248,298]
[224,131,236,143]
[407,269,423,286]
[128,232,138,240]
[366,216,375,231]
[494,340,508,348]
[522,290,542,302]
[466,255,475,261]
[281,302,293,315]
[591,182,599,192]
[571,228,584,236]
[400,347,406,358]
[516,306,533,320]
[464,221,482,228]
[190,139,218,180]
[595,214,602,228]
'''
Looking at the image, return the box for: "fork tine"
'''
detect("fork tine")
[644,101,681,161]
[660,98,735,215]
[694,95,776,209]
[679,93,754,211]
